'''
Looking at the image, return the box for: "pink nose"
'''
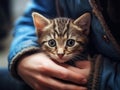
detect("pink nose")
[57,54,64,59]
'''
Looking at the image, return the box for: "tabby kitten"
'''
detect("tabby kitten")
[32,12,91,63]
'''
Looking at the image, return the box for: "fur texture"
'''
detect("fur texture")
[32,12,91,63]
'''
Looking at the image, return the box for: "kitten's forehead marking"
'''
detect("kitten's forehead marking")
[54,18,70,36]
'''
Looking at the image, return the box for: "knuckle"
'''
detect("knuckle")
[38,65,48,72]
[60,72,69,80]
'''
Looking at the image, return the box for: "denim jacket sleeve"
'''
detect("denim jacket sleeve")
[8,0,57,79]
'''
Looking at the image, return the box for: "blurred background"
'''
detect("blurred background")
[0,0,29,68]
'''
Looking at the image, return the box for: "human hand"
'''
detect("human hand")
[59,60,91,88]
[17,53,87,90]
[75,60,91,79]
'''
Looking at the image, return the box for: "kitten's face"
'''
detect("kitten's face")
[32,12,91,63]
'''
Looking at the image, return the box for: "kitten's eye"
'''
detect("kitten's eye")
[66,39,75,47]
[48,39,56,47]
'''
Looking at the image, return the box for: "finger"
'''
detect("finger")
[75,61,91,68]
[20,73,50,90]
[36,74,87,90]
[39,63,87,85]
[33,83,50,90]
[60,64,84,73]
[59,64,90,80]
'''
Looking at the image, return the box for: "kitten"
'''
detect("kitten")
[32,12,91,63]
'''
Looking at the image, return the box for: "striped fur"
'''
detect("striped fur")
[32,12,91,63]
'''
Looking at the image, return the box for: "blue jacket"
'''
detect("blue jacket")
[8,0,120,90]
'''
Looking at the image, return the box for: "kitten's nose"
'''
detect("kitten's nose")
[57,54,64,59]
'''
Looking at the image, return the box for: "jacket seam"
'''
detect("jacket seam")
[88,55,103,90]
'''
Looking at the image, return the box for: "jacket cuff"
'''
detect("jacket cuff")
[87,55,103,90]
[9,46,40,80]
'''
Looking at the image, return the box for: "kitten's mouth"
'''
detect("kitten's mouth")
[48,53,71,63]
[55,56,70,63]
[50,56,68,63]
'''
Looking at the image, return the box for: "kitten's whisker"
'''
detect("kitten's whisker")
[70,53,87,62]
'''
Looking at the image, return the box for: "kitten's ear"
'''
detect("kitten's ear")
[32,12,50,31]
[73,13,91,35]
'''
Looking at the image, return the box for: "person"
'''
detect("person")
[1,0,119,90]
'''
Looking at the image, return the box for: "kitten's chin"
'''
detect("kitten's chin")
[51,56,70,63]
[48,54,71,63]
[52,58,69,63]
